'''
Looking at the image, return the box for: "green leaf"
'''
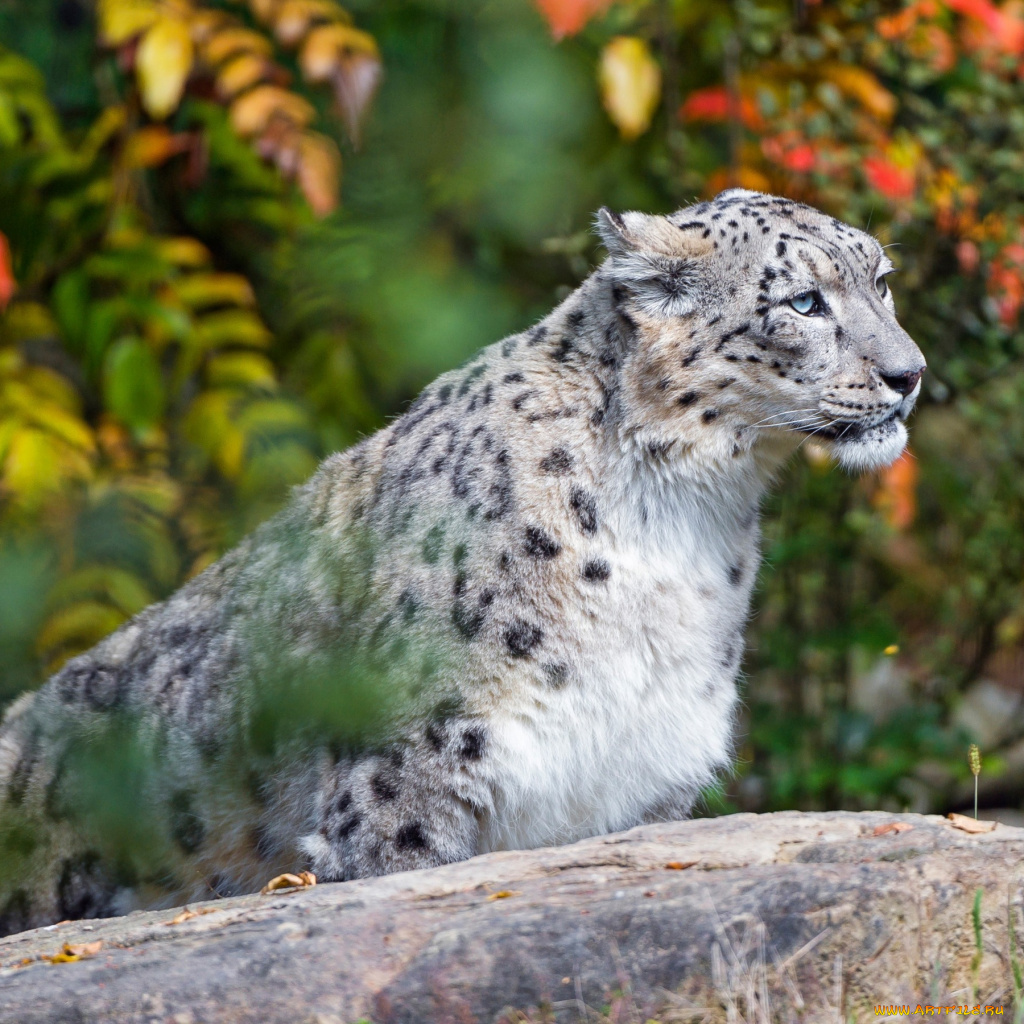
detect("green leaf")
[103,337,166,433]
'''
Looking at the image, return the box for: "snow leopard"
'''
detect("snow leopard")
[0,189,924,935]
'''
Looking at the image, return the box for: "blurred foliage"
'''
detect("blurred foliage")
[1,0,1023,822]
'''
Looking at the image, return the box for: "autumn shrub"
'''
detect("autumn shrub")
[2,0,1023,818]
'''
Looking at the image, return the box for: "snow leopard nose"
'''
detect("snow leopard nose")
[879,367,924,397]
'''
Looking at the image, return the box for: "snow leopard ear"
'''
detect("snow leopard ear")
[595,207,711,318]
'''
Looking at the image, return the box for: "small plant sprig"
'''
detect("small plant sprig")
[969,744,982,820]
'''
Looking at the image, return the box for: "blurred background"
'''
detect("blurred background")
[0,0,1021,821]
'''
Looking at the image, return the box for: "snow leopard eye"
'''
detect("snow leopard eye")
[789,291,822,316]
[875,275,889,299]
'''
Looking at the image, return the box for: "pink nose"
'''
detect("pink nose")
[880,367,924,396]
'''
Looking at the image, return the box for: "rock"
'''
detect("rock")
[953,678,1023,749]
[0,811,1021,1022]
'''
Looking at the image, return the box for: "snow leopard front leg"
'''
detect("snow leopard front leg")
[300,714,493,880]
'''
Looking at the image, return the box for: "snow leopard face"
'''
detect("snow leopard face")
[598,188,925,472]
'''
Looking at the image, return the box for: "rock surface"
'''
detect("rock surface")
[0,811,1021,1023]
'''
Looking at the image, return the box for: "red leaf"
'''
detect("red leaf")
[0,233,15,310]
[533,0,612,40]
[680,86,763,130]
[864,154,916,201]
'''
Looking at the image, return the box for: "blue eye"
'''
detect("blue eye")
[790,292,821,316]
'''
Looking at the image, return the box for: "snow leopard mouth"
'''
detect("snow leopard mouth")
[806,411,902,444]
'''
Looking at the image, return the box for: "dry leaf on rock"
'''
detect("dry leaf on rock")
[165,906,218,925]
[871,821,914,836]
[261,871,317,894]
[665,860,698,870]
[44,940,102,963]
[946,813,996,834]
[485,890,522,901]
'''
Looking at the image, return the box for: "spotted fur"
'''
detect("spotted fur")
[0,190,924,934]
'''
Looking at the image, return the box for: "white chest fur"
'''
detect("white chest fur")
[478,457,762,853]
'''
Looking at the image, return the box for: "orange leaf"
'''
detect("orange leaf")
[137,17,194,119]
[599,36,662,141]
[273,0,350,47]
[871,821,914,836]
[204,27,273,65]
[217,53,267,98]
[534,0,612,40]
[296,132,341,216]
[664,860,698,870]
[260,871,316,894]
[300,23,378,83]
[0,233,16,311]
[122,125,192,168]
[825,65,896,122]
[230,85,315,136]
[874,449,918,529]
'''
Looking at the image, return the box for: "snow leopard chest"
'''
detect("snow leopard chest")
[478,513,757,853]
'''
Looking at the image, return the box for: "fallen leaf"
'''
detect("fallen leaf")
[947,813,996,834]
[872,821,914,836]
[43,941,102,963]
[137,17,194,119]
[65,941,103,957]
[486,890,521,901]
[599,36,661,141]
[260,870,317,894]
[164,906,218,925]
[665,860,698,870]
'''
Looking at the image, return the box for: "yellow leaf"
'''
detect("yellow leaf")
[137,17,194,120]
[217,53,267,98]
[300,23,378,83]
[249,0,280,22]
[37,601,127,661]
[1,427,91,509]
[204,27,274,65]
[485,890,521,900]
[273,0,350,47]
[230,85,315,136]
[599,36,661,141]
[98,0,158,46]
[296,132,340,216]
[23,403,96,454]
[192,309,272,349]
[156,237,212,267]
[174,273,256,309]
[825,65,896,122]
[206,351,277,389]
[189,9,230,46]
